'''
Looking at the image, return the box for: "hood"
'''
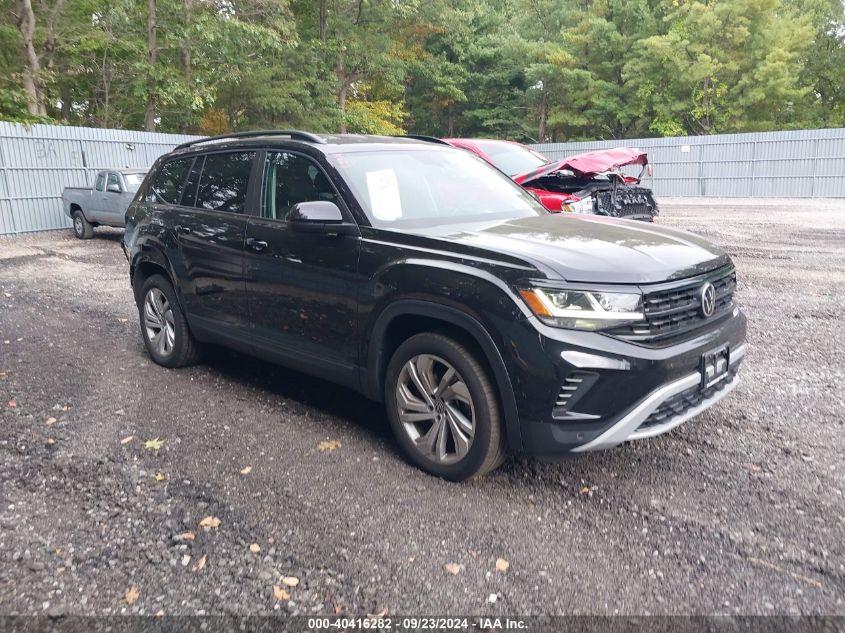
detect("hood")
[513,147,648,186]
[409,214,730,284]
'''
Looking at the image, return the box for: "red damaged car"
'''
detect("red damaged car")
[443,138,659,222]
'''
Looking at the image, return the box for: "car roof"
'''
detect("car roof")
[444,138,528,148]
[168,131,448,158]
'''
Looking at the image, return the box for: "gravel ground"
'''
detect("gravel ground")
[0,200,843,617]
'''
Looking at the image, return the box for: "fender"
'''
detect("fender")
[129,241,182,305]
[366,299,524,453]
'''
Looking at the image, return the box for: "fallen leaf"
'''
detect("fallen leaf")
[468,549,479,559]
[273,586,290,601]
[181,554,191,566]
[495,557,510,573]
[175,532,195,541]
[334,604,344,615]
[579,486,591,495]
[240,466,252,475]
[154,473,166,482]
[192,554,207,572]
[144,438,164,451]
[744,463,762,473]
[44,438,56,445]
[317,440,341,452]
[249,543,261,553]
[368,608,389,618]
[443,563,461,575]
[120,435,134,445]
[7,400,16,408]
[123,585,140,605]
[0,371,7,379]
[281,576,299,587]
[117,318,128,323]
[155,610,165,617]
[45,417,56,425]
[199,516,221,529]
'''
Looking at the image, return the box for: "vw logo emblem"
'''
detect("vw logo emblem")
[700,282,716,317]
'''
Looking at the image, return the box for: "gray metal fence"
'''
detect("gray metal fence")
[532,128,845,198]
[0,122,200,236]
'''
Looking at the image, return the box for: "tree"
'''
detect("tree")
[0,0,840,138]
[625,0,813,135]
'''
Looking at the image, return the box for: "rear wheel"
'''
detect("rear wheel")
[385,332,506,481]
[72,210,94,239]
[138,274,200,368]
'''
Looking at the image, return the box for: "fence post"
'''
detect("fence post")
[811,137,819,198]
[0,131,16,235]
[750,141,757,197]
[697,142,705,196]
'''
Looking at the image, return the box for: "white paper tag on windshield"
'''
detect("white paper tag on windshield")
[366,169,402,221]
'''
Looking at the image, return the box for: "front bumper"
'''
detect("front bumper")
[508,307,747,456]
[572,344,744,451]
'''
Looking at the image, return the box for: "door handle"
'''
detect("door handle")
[246,237,268,252]
[175,225,191,235]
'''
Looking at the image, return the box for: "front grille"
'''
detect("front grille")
[608,267,736,344]
[637,367,738,431]
[595,187,658,221]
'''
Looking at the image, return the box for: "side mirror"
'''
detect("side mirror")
[107,183,122,193]
[287,201,357,235]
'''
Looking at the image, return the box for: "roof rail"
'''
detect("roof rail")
[395,134,451,145]
[174,130,326,151]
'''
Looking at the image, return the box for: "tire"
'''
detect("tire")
[385,332,506,481]
[72,210,94,239]
[138,274,201,368]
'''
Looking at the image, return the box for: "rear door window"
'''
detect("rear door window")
[150,158,193,204]
[95,174,105,191]
[194,152,255,214]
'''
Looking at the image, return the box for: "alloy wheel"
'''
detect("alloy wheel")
[143,287,175,357]
[395,354,475,465]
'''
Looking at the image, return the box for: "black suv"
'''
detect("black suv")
[123,131,746,481]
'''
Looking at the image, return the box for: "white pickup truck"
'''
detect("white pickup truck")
[62,169,147,239]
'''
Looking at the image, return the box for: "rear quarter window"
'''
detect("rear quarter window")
[149,158,193,204]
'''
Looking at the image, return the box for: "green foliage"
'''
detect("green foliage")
[0,0,842,138]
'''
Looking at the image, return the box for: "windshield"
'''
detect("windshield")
[330,149,547,229]
[471,140,548,176]
[124,173,146,192]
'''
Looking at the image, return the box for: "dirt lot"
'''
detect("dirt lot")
[0,200,843,617]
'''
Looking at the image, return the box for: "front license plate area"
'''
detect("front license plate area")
[701,345,730,389]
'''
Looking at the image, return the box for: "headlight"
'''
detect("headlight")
[518,286,644,330]
[564,197,594,214]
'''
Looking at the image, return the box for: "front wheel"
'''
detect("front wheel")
[72,210,94,239]
[138,275,200,368]
[385,332,506,481]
